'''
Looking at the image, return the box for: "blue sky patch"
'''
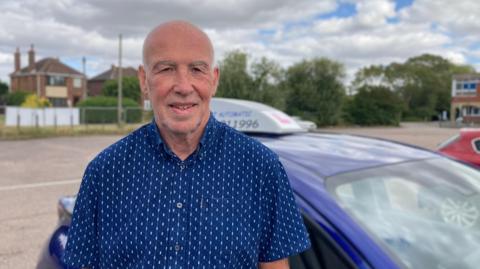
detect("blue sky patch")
[62,58,83,72]
[316,2,357,20]
[258,29,276,37]
[395,0,414,11]
[62,57,99,77]
[283,19,313,32]
[387,17,400,24]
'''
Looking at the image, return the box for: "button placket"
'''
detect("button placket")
[171,160,188,260]
[179,162,186,171]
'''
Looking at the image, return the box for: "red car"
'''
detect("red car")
[438,129,480,167]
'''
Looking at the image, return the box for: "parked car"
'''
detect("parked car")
[291,116,317,131]
[37,99,480,269]
[438,128,480,168]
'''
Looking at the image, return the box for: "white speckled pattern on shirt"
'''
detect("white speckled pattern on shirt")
[63,115,310,269]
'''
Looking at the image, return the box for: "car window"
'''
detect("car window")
[289,214,358,269]
[472,138,480,153]
[327,158,480,269]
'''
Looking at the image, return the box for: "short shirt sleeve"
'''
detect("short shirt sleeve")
[258,157,311,262]
[62,160,100,268]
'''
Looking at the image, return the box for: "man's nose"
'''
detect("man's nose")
[173,68,194,95]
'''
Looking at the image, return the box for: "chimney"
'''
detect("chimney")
[28,44,35,70]
[111,64,116,79]
[14,47,20,72]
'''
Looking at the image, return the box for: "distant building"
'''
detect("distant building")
[451,74,480,123]
[9,45,87,107]
[88,65,137,96]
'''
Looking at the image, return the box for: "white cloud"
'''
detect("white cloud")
[356,0,396,27]
[0,0,478,87]
[399,0,480,41]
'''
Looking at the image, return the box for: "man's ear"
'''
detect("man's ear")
[212,66,220,97]
[138,65,149,99]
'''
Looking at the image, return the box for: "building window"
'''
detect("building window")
[49,98,68,107]
[73,78,82,88]
[455,80,479,96]
[48,76,66,86]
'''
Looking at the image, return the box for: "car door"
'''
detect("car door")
[289,214,359,269]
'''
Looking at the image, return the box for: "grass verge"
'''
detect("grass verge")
[0,123,146,140]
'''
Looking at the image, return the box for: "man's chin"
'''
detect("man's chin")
[165,121,203,136]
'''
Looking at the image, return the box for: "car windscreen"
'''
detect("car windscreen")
[326,158,480,269]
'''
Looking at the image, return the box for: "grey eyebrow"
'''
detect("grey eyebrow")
[190,61,209,67]
[152,60,176,70]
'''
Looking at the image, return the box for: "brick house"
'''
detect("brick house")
[9,45,87,107]
[87,65,138,96]
[451,74,480,123]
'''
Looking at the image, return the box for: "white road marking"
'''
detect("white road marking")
[0,179,81,191]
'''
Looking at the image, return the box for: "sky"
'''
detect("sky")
[0,0,479,85]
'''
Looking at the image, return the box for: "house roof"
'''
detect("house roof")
[453,73,480,81]
[12,57,83,76]
[89,66,137,81]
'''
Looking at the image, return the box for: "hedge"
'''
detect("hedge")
[5,91,30,106]
[77,96,142,123]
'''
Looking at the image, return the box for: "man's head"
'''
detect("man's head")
[139,20,219,139]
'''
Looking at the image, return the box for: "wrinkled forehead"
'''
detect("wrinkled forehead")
[142,22,214,67]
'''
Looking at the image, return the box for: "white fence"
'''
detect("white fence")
[5,106,79,127]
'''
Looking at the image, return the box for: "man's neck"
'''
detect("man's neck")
[161,131,201,161]
[157,119,208,161]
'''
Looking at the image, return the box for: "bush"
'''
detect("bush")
[21,94,52,108]
[0,80,8,96]
[344,85,403,126]
[77,96,142,123]
[102,77,141,103]
[5,91,30,106]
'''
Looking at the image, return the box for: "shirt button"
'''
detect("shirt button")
[174,244,181,252]
[179,164,185,170]
[176,202,183,209]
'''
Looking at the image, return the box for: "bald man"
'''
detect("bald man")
[63,21,310,269]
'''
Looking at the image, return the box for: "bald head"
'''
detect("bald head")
[142,21,215,68]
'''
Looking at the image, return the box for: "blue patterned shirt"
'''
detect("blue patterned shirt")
[63,115,310,269]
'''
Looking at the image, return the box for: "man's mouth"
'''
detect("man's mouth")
[169,103,197,113]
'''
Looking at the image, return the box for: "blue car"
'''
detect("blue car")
[37,99,480,269]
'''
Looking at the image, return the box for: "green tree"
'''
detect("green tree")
[353,54,476,120]
[345,85,403,126]
[102,77,141,103]
[216,51,287,110]
[216,50,255,100]
[250,57,286,110]
[0,80,8,96]
[284,58,345,126]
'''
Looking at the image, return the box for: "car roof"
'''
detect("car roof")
[254,132,438,178]
[460,128,480,138]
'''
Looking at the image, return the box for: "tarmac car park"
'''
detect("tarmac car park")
[37,98,480,269]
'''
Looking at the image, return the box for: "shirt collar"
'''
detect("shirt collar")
[148,113,218,160]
